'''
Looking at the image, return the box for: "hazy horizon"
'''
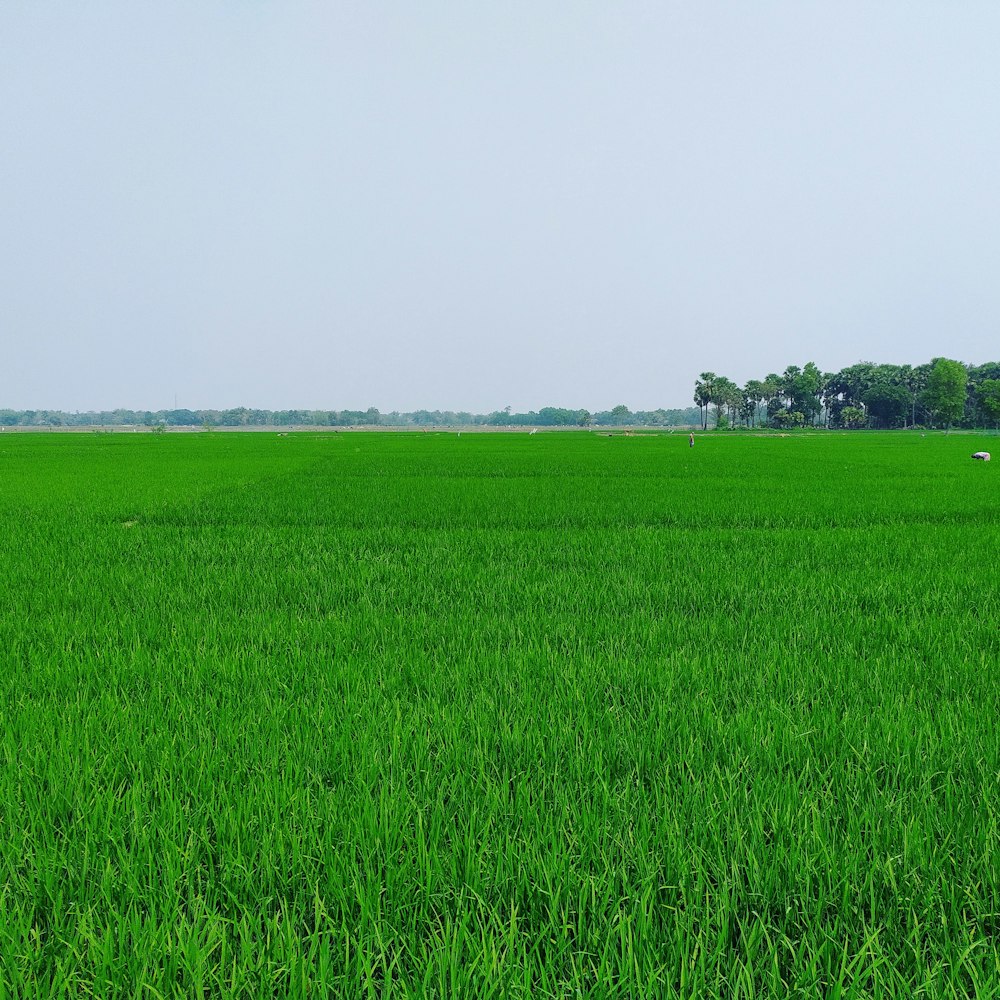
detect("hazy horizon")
[4,4,999,413]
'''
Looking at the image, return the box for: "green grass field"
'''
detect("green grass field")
[0,430,997,998]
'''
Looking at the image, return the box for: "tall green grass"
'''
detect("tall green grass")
[0,430,997,997]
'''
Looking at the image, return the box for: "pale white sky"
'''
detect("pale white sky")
[2,2,999,412]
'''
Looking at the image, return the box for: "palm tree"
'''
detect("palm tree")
[694,373,717,431]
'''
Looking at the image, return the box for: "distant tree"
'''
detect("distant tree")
[840,406,866,429]
[766,397,785,424]
[861,383,910,429]
[165,409,198,426]
[578,410,592,427]
[761,374,783,426]
[742,380,766,427]
[781,365,802,410]
[825,361,920,428]
[781,362,823,425]
[976,379,1000,428]
[610,404,631,425]
[693,374,716,431]
[538,407,581,426]
[709,376,739,428]
[923,358,967,429]
[970,361,1000,381]
[722,379,743,427]
[222,407,250,426]
[826,363,874,408]
[967,363,1000,425]
[901,363,931,427]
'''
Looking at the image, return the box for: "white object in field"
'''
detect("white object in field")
[529,428,537,434]
[971,452,991,461]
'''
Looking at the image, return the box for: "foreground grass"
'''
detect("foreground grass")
[0,430,997,997]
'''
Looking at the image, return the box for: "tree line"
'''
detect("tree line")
[7,358,996,431]
[0,404,702,429]
[694,358,1000,430]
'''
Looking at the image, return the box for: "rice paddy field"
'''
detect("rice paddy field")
[0,429,998,998]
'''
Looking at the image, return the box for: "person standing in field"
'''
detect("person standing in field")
[689,432,694,447]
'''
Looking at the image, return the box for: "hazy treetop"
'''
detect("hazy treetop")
[3,3,999,412]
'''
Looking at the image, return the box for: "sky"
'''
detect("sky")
[2,2,999,413]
